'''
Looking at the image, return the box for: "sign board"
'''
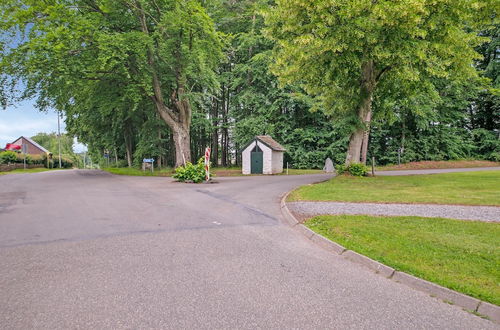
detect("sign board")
[143,158,155,163]
[22,144,27,154]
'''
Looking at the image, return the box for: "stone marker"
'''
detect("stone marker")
[323,158,335,173]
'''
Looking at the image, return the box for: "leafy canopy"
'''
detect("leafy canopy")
[265,0,494,117]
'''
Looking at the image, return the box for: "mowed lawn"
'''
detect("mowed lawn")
[306,215,500,306]
[103,167,174,176]
[0,168,64,175]
[288,171,500,206]
[104,167,324,177]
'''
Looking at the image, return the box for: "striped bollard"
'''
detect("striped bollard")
[204,147,211,182]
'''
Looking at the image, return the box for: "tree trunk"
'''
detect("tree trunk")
[124,125,133,168]
[158,128,162,169]
[135,3,192,168]
[345,128,365,165]
[172,125,190,167]
[360,109,372,164]
[346,61,376,166]
[211,96,219,166]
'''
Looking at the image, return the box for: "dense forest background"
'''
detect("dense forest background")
[1,0,498,169]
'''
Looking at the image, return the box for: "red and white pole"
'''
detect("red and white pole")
[204,147,211,182]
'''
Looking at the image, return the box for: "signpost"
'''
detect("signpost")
[22,144,27,170]
[204,147,211,182]
[104,150,110,167]
[143,158,155,174]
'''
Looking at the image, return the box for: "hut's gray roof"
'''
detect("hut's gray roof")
[241,135,286,152]
[255,136,286,151]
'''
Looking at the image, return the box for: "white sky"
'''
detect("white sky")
[0,100,87,153]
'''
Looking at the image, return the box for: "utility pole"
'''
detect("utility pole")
[57,111,62,168]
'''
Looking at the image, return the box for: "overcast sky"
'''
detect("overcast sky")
[0,100,87,153]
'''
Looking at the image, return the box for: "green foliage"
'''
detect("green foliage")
[0,151,17,164]
[172,157,211,183]
[335,164,346,175]
[40,154,73,169]
[31,133,74,155]
[266,0,490,114]
[348,163,368,177]
[265,0,494,163]
[335,163,368,176]
[132,115,171,166]
[471,129,500,162]
[0,0,222,168]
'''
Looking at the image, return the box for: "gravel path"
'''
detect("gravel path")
[288,201,500,222]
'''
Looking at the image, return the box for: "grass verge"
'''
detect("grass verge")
[376,160,499,171]
[104,166,324,177]
[0,168,64,175]
[306,215,500,305]
[282,169,324,175]
[103,167,174,177]
[288,171,500,206]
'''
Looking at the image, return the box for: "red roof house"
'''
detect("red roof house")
[9,136,50,155]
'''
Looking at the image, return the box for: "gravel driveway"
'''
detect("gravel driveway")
[288,201,500,222]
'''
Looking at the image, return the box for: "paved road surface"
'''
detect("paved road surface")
[0,170,497,329]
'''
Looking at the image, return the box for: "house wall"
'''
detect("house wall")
[242,140,273,175]
[260,142,272,174]
[271,151,284,174]
[12,137,46,156]
[242,141,254,175]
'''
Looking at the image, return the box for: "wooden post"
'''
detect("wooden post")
[372,157,375,176]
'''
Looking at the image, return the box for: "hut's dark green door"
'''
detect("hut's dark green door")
[251,145,263,174]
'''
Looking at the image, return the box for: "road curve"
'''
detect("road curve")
[0,170,497,329]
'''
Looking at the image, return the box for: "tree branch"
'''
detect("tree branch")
[375,65,392,82]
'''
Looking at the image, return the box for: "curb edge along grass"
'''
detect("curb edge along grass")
[279,191,500,324]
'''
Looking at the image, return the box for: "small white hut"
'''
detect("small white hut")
[241,136,286,175]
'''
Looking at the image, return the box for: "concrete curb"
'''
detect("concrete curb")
[342,250,395,278]
[392,272,480,311]
[280,192,500,324]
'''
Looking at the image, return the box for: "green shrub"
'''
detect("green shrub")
[336,163,368,177]
[348,163,368,176]
[335,164,347,175]
[29,154,45,165]
[173,157,211,183]
[0,151,18,164]
[41,154,73,168]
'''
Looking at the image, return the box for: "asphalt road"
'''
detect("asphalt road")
[0,170,497,329]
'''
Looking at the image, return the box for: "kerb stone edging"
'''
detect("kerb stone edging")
[280,191,500,324]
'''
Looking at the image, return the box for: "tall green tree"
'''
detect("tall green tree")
[266,0,495,165]
[0,0,222,167]
[31,132,74,155]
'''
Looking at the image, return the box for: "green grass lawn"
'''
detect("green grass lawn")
[103,167,174,177]
[376,160,500,171]
[306,215,500,305]
[288,171,500,206]
[282,169,324,175]
[104,166,324,177]
[0,168,64,175]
